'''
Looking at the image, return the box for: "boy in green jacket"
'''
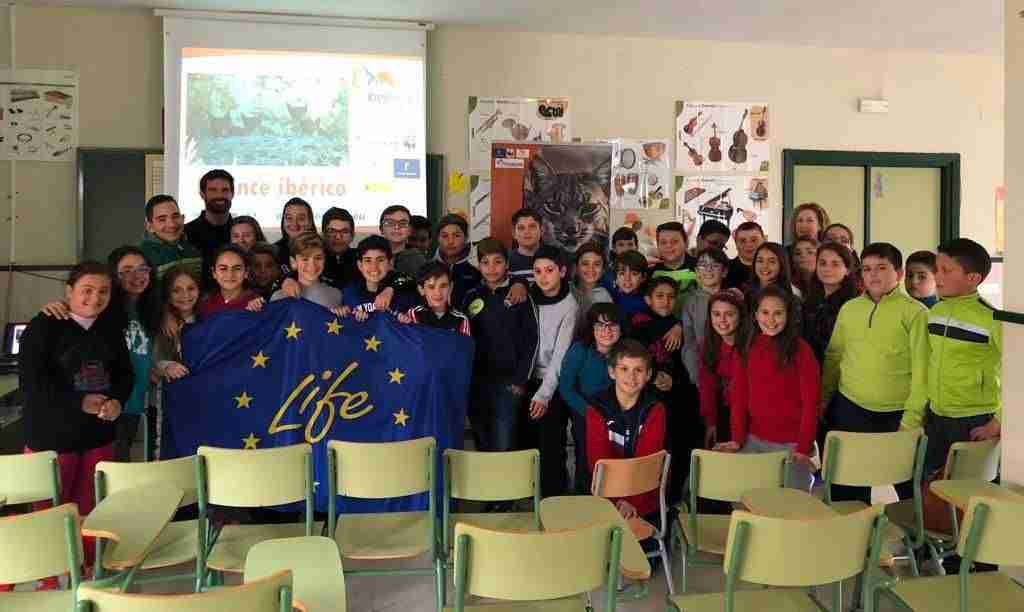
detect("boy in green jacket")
[822,243,929,504]
[138,195,203,281]
[901,238,1001,476]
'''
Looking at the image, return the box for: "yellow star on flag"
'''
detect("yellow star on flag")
[234,391,254,409]
[284,321,302,339]
[388,368,406,384]
[393,408,410,427]
[242,432,261,449]
[251,351,269,368]
[326,319,343,335]
[364,336,382,352]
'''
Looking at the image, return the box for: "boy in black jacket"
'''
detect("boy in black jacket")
[462,238,539,452]
[629,276,700,503]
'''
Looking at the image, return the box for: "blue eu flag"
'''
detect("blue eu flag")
[164,299,473,513]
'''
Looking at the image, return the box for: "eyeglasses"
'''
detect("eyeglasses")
[697,263,724,272]
[118,266,151,278]
[381,220,410,230]
[325,228,352,237]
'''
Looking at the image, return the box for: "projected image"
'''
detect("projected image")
[178,48,426,232]
[185,73,349,166]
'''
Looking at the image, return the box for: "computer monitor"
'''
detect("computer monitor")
[2,322,27,357]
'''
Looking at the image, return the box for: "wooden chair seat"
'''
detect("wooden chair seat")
[103,519,198,571]
[670,588,825,612]
[443,597,587,612]
[0,590,74,612]
[450,511,539,535]
[207,523,315,572]
[890,572,1023,611]
[336,512,433,559]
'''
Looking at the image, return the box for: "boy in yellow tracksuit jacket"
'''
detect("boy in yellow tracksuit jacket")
[900,239,1001,476]
[822,243,929,504]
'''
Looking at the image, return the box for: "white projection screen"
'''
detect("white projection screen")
[161,14,427,235]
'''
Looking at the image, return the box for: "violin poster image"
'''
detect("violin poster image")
[674,101,769,174]
[675,175,779,256]
[605,138,671,211]
[468,96,572,173]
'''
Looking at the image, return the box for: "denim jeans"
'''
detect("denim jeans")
[470,379,526,453]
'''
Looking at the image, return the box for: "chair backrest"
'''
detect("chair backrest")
[329,437,434,499]
[97,456,199,508]
[452,521,621,606]
[445,449,538,502]
[198,444,311,507]
[592,450,669,499]
[958,496,1024,567]
[0,503,82,584]
[245,536,344,612]
[77,569,295,612]
[0,450,60,505]
[945,440,1000,481]
[723,506,884,587]
[691,450,787,502]
[823,429,923,488]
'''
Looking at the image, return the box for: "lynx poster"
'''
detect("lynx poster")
[489,142,611,253]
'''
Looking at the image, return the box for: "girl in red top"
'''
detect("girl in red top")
[698,290,748,449]
[197,244,257,319]
[716,285,820,490]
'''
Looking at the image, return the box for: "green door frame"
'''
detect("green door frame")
[782,149,961,246]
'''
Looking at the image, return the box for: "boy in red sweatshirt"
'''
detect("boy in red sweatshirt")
[716,284,819,490]
[586,339,667,521]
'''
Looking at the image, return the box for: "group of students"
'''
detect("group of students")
[13,171,1003,580]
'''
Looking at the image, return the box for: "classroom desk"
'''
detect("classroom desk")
[929,479,1024,511]
[539,496,652,580]
[82,485,184,571]
[740,488,837,521]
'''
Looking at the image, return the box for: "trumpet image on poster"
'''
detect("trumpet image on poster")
[675,101,769,174]
[468,97,571,173]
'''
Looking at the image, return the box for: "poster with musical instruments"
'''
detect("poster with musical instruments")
[674,101,769,174]
[675,175,773,255]
[468,175,492,243]
[605,138,672,210]
[468,97,572,173]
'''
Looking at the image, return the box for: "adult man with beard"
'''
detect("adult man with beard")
[185,169,235,289]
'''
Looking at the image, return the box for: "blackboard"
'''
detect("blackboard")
[77,147,163,262]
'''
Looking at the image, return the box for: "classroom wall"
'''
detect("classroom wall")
[0,7,1006,327]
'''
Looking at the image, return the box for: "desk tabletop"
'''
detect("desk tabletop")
[82,485,183,570]
[740,488,836,521]
[539,495,651,580]
[929,479,1024,511]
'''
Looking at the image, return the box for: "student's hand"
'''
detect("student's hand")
[662,323,683,352]
[615,500,639,519]
[528,398,548,420]
[354,308,370,322]
[970,418,1001,441]
[507,384,525,396]
[246,297,265,312]
[149,366,162,385]
[330,305,351,318]
[654,371,673,392]
[397,313,412,324]
[97,399,122,421]
[506,283,528,306]
[40,300,70,320]
[704,426,717,449]
[374,287,395,311]
[162,314,182,339]
[791,452,815,468]
[81,393,107,415]
[280,278,302,298]
[163,362,190,380]
[713,441,740,453]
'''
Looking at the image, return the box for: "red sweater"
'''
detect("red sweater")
[197,289,256,320]
[698,340,740,429]
[586,389,667,516]
[730,334,820,454]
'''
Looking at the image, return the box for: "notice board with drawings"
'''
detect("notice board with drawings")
[77,148,164,262]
